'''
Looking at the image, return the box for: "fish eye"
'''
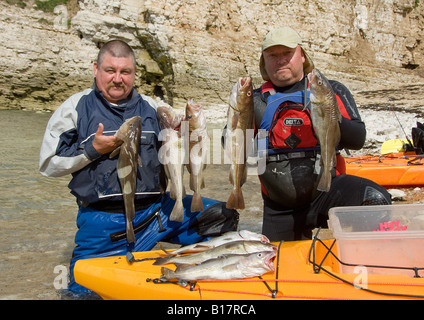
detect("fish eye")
[247,91,252,97]
[257,253,263,258]
[186,114,192,120]
[318,80,323,86]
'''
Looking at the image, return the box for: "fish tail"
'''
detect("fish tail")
[226,188,245,209]
[160,267,175,280]
[317,170,331,192]
[169,199,185,222]
[153,256,172,266]
[157,242,173,255]
[191,192,204,212]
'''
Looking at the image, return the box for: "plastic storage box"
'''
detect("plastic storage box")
[328,204,424,277]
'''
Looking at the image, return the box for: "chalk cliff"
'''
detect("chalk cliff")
[2,0,424,112]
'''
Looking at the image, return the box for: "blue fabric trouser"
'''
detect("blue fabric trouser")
[66,193,238,296]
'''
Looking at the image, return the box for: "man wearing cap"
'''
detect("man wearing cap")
[254,27,391,241]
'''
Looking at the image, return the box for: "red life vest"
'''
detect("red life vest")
[257,81,347,177]
[258,81,318,154]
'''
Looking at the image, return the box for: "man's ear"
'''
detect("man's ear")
[93,61,98,77]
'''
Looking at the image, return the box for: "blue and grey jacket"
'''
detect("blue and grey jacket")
[39,83,163,205]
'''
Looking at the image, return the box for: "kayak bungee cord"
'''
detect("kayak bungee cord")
[308,229,424,299]
[143,231,424,299]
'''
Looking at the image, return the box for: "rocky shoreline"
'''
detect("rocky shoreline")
[2,0,424,114]
[3,0,424,206]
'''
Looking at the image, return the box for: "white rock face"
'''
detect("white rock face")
[1,0,424,118]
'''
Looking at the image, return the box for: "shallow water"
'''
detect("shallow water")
[0,109,263,300]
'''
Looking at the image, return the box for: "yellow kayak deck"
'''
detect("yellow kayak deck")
[75,239,424,300]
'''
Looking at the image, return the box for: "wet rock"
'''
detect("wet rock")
[388,189,407,201]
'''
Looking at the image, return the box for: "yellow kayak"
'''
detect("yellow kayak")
[75,238,424,300]
[345,152,424,187]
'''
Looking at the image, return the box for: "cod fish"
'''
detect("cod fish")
[185,99,209,212]
[160,251,276,282]
[159,230,270,256]
[154,240,277,266]
[157,106,186,222]
[110,116,143,247]
[308,68,342,192]
[225,77,254,209]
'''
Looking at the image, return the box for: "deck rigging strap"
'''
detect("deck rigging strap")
[145,232,424,299]
[258,240,284,298]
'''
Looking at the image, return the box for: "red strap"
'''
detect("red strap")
[261,81,275,94]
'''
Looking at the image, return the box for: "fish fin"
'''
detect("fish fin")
[174,244,209,255]
[222,263,238,272]
[153,256,172,266]
[158,242,174,255]
[336,106,343,123]
[302,100,311,111]
[169,182,177,199]
[109,146,121,158]
[226,188,245,209]
[200,176,205,189]
[174,262,196,267]
[160,267,175,280]
[191,192,204,212]
[193,244,210,249]
[169,200,184,222]
[317,172,331,192]
[174,264,194,271]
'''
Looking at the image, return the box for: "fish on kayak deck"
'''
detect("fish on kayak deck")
[159,230,270,256]
[160,251,276,282]
[154,240,277,266]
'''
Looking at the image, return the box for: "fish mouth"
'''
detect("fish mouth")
[307,68,318,83]
[307,72,312,82]
[265,252,277,271]
[239,77,251,87]
[260,235,270,243]
[238,77,252,92]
